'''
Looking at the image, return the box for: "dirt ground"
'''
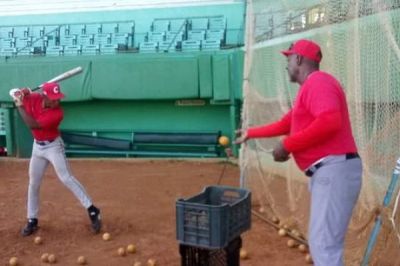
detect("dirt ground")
[0,159,309,266]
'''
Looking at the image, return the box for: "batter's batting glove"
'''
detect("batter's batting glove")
[9,88,24,107]
[20,87,32,96]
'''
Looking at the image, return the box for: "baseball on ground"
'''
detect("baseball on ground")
[34,236,42,245]
[298,244,308,253]
[48,254,56,264]
[287,239,296,248]
[272,216,279,224]
[278,228,287,236]
[147,258,157,266]
[117,247,126,256]
[239,248,248,259]
[77,256,86,265]
[305,253,313,264]
[258,206,265,213]
[127,244,136,254]
[41,253,49,262]
[133,262,142,266]
[102,232,111,241]
[9,257,18,266]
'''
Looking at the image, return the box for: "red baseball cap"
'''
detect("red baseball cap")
[42,82,65,100]
[281,39,322,63]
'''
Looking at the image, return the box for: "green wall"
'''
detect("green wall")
[1,49,244,157]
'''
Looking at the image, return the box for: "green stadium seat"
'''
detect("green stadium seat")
[152,20,170,32]
[63,45,81,56]
[209,17,226,30]
[170,19,187,32]
[0,27,14,38]
[102,23,118,34]
[94,33,112,45]
[202,39,221,51]
[187,30,206,41]
[158,41,177,52]
[190,18,209,30]
[118,22,135,34]
[30,26,45,38]
[78,34,94,46]
[181,40,201,52]
[147,31,165,42]
[44,25,60,38]
[0,38,14,48]
[112,33,133,47]
[166,31,184,42]
[60,35,77,46]
[43,35,58,47]
[85,23,102,35]
[139,41,158,53]
[66,24,85,35]
[45,46,63,56]
[100,44,118,54]
[13,26,30,38]
[206,29,226,43]
[15,37,32,48]
[15,47,34,56]
[0,47,16,56]
[81,44,100,55]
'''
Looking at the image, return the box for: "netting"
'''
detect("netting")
[241,0,400,265]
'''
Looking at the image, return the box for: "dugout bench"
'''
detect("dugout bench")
[61,131,224,158]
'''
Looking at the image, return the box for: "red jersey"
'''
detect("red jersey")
[22,93,63,141]
[247,71,357,170]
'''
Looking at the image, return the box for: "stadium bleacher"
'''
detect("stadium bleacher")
[0,15,227,57]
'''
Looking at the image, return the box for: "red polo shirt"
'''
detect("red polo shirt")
[22,93,63,141]
[247,71,357,170]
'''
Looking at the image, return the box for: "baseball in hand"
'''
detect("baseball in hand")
[102,232,111,241]
[126,244,136,254]
[34,236,42,245]
[9,257,18,266]
[77,256,86,265]
[218,136,230,146]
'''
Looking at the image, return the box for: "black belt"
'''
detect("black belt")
[35,139,56,146]
[305,153,360,177]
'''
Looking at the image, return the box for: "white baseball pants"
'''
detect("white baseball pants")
[308,155,362,266]
[27,137,92,219]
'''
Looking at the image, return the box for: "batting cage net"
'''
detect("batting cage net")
[241,0,400,265]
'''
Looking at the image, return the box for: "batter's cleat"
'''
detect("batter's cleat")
[21,218,39,236]
[88,205,101,233]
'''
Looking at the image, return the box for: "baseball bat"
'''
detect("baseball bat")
[32,66,83,91]
[361,157,400,266]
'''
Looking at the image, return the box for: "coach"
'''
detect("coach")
[235,39,362,266]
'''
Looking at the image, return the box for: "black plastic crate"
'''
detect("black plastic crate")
[180,236,242,266]
[176,186,251,249]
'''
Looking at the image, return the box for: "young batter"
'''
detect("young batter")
[10,82,102,236]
